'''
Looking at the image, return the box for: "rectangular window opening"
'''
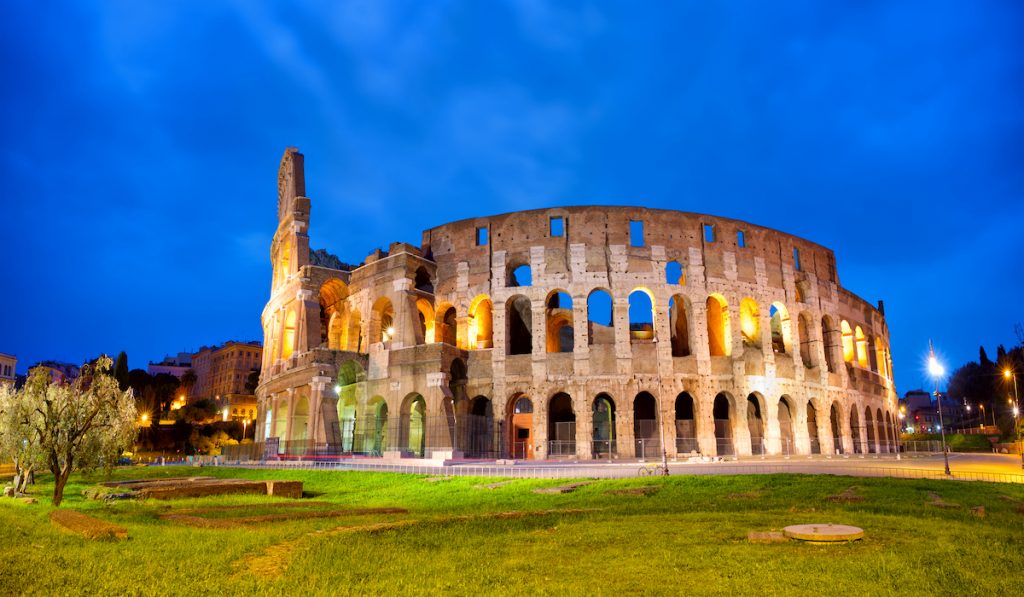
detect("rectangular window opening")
[703,224,715,243]
[629,220,645,247]
[737,230,746,248]
[476,227,488,246]
[550,216,564,237]
[793,248,802,271]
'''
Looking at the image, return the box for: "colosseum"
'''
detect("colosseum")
[255,147,900,461]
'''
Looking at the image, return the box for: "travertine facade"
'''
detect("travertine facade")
[256,148,899,460]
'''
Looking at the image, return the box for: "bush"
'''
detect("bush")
[900,432,995,452]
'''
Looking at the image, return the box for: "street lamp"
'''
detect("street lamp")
[242,418,250,441]
[928,345,950,475]
[1005,368,1022,470]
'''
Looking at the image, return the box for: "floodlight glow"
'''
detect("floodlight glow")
[334,384,342,394]
[928,355,944,378]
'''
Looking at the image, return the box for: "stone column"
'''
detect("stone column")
[575,393,592,460]
[764,397,782,455]
[733,396,752,457]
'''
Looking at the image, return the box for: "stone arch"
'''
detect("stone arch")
[849,404,862,453]
[508,394,534,459]
[506,295,533,355]
[806,400,821,454]
[508,261,532,287]
[274,241,291,288]
[830,402,844,454]
[545,290,574,353]
[366,396,388,456]
[468,295,493,349]
[345,309,363,352]
[319,278,349,347]
[436,304,457,347]
[877,407,888,452]
[399,393,426,457]
[798,312,815,368]
[822,315,839,372]
[674,392,698,453]
[415,297,435,345]
[747,393,765,455]
[548,392,576,457]
[778,396,796,455]
[865,406,876,453]
[273,399,289,440]
[592,393,617,457]
[633,391,659,458]
[467,396,494,457]
[740,298,761,348]
[669,294,691,357]
[587,289,614,345]
[854,326,868,367]
[371,297,395,345]
[769,302,792,354]
[291,395,310,444]
[628,288,655,342]
[282,309,298,359]
[840,320,855,363]
[713,392,735,456]
[875,337,888,378]
[706,294,731,357]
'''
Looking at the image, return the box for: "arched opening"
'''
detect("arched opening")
[769,302,791,354]
[706,294,731,357]
[367,398,388,456]
[747,394,764,455]
[675,392,697,454]
[840,320,855,363]
[506,295,533,355]
[275,242,291,288]
[372,298,395,345]
[669,295,691,357]
[628,289,655,342]
[854,326,868,367]
[437,306,457,346]
[665,260,685,285]
[415,298,435,345]
[336,361,362,452]
[508,396,534,459]
[830,403,844,454]
[414,266,434,293]
[807,401,821,454]
[877,408,888,452]
[885,411,894,452]
[592,393,616,458]
[468,296,493,349]
[865,407,876,453]
[509,263,532,287]
[740,298,761,348]
[545,291,574,353]
[400,394,426,457]
[875,338,888,378]
[778,397,795,455]
[633,392,659,458]
[798,312,814,368]
[319,278,348,348]
[548,392,576,457]
[343,310,363,353]
[713,393,734,456]
[282,309,297,359]
[467,396,494,458]
[822,316,838,372]
[849,405,862,454]
[587,289,614,346]
[273,401,288,440]
[291,396,309,447]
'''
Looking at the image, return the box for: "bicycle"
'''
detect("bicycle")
[638,462,668,477]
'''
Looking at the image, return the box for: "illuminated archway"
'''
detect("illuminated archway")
[706,294,731,357]
[740,298,761,348]
[468,295,493,349]
[628,289,655,342]
[669,295,691,357]
[840,320,855,363]
[768,302,791,354]
[545,290,574,353]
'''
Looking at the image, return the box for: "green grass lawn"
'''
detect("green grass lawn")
[2,467,1023,595]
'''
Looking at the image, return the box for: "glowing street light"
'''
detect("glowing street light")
[928,343,950,476]
[1005,367,1022,470]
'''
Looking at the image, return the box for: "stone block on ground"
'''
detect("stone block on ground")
[266,480,303,499]
[50,510,128,540]
[533,482,593,495]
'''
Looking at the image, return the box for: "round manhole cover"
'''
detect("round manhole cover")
[783,523,864,543]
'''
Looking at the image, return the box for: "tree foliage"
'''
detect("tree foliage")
[0,356,137,505]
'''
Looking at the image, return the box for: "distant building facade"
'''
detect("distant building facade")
[190,341,262,421]
[0,353,15,385]
[147,352,193,378]
[29,360,80,384]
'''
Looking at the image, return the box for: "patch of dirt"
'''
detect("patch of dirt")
[605,486,659,496]
[726,491,764,500]
[423,477,451,483]
[747,531,789,544]
[926,491,961,509]
[533,482,594,495]
[475,481,515,490]
[173,501,335,515]
[50,509,128,540]
[827,486,864,503]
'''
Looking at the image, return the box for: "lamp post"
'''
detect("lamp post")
[928,345,950,476]
[1004,368,1022,470]
[243,418,250,441]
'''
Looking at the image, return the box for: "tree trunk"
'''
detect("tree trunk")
[51,456,73,507]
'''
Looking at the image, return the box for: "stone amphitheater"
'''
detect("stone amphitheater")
[255,147,899,461]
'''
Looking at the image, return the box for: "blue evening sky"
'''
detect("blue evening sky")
[1,1,1022,392]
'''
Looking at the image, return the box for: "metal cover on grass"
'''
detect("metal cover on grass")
[783,523,864,543]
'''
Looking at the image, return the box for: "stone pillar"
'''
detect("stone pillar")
[733,397,752,457]
[534,394,548,460]
[575,394,592,460]
[697,393,717,456]
[764,397,782,455]
[818,401,834,455]
[794,400,810,455]
[615,396,633,458]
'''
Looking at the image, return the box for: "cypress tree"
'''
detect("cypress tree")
[113,351,129,391]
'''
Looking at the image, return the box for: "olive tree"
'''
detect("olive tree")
[0,356,137,506]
